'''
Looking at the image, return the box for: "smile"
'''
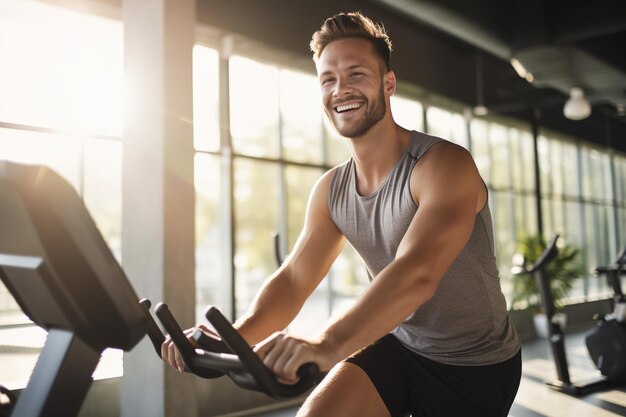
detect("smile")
[335,102,363,113]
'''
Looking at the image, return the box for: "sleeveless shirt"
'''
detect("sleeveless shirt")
[327,131,520,365]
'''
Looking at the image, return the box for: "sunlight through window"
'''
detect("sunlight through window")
[0,0,123,136]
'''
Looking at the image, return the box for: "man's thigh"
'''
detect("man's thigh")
[296,362,391,417]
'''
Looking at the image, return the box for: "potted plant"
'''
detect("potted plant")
[511,234,583,338]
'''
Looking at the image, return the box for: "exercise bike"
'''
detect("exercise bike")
[585,246,626,386]
[513,234,626,396]
[140,299,323,400]
[0,160,321,417]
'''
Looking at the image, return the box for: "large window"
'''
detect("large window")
[468,119,536,299]
[580,144,617,296]
[392,95,424,133]
[193,46,220,152]
[0,0,123,324]
[538,136,582,245]
[538,133,622,300]
[194,153,223,316]
[426,106,468,149]
[615,155,626,247]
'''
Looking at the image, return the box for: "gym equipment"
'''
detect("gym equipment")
[0,161,148,417]
[0,160,320,414]
[141,299,322,399]
[592,246,626,312]
[513,234,626,396]
[273,232,285,267]
[585,246,626,384]
[0,384,16,417]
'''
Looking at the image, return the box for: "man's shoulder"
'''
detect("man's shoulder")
[323,158,353,186]
[416,138,473,168]
[408,131,467,160]
[313,165,347,199]
[409,139,481,200]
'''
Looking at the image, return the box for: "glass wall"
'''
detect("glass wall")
[617,154,626,305]
[579,144,617,296]
[469,119,537,300]
[392,95,424,133]
[538,133,620,299]
[0,0,123,323]
[615,154,626,248]
[426,106,468,149]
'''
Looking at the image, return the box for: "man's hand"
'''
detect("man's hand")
[160,324,217,372]
[254,332,339,384]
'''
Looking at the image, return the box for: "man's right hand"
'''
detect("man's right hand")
[161,324,217,372]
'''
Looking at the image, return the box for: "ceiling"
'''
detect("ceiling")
[368,0,626,150]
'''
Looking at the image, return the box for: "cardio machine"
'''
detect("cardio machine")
[585,246,626,386]
[139,226,322,398]
[0,160,320,417]
[137,230,321,399]
[140,300,322,399]
[0,161,148,417]
[513,234,626,396]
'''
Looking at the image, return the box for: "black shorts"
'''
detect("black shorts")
[345,334,521,417]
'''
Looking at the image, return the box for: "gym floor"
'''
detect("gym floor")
[0,325,625,416]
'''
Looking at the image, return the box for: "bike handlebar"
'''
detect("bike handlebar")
[529,234,560,273]
[139,299,322,399]
[139,299,165,354]
[511,234,560,275]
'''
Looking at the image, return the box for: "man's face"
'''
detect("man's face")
[316,38,391,139]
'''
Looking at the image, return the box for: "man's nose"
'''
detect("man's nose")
[333,77,353,97]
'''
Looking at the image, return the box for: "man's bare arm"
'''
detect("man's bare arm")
[161,169,344,370]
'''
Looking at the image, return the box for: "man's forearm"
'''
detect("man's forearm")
[234,272,305,345]
[320,257,437,360]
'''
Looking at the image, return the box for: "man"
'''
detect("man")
[163,12,521,417]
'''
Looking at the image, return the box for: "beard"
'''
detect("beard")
[327,85,387,139]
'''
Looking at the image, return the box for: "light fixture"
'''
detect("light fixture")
[473,50,488,116]
[510,58,534,83]
[563,87,591,120]
[473,104,488,117]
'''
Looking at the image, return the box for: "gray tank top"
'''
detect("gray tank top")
[328,131,520,365]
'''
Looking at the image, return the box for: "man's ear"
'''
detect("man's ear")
[384,70,396,97]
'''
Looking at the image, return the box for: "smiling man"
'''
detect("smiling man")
[319,40,388,139]
[162,12,521,417]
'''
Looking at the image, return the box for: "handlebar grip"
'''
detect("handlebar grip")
[191,329,232,354]
[296,362,322,383]
[205,306,322,399]
[204,306,270,378]
[155,303,224,379]
[139,298,165,357]
[141,299,322,398]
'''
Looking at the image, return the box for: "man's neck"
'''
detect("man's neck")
[348,122,411,196]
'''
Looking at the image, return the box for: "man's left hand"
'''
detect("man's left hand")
[254,332,339,384]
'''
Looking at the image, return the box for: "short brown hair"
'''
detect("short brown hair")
[310,12,393,71]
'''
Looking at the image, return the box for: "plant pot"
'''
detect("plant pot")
[533,312,567,339]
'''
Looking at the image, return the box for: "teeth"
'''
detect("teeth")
[336,102,362,113]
